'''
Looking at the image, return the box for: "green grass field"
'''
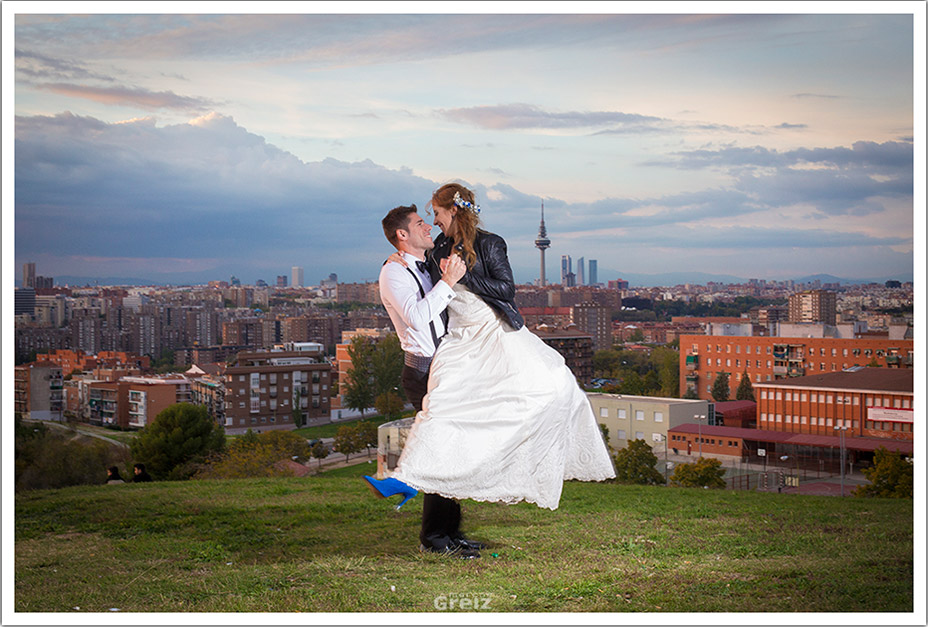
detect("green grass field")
[14,462,914,615]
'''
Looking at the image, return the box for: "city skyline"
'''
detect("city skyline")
[4,4,925,287]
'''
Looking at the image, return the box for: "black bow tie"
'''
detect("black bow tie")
[415,260,429,274]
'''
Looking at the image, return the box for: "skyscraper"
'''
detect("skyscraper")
[292,266,304,288]
[534,201,551,286]
[560,255,575,287]
[23,262,36,288]
[577,257,585,286]
[589,259,598,286]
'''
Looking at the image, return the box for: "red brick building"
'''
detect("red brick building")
[680,334,914,400]
[755,368,914,443]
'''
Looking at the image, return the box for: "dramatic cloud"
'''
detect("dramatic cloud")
[14,112,439,283]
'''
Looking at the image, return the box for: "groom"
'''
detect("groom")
[378,204,483,559]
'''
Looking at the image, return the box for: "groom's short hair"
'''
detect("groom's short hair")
[382,205,418,248]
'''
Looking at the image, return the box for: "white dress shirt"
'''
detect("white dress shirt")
[379,252,454,358]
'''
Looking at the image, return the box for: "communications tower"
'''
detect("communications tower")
[534,201,551,286]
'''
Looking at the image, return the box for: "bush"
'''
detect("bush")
[670,457,726,489]
[130,403,226,481]
[854,447,913,498]
[195,429,311,480]
[613,439,664,485]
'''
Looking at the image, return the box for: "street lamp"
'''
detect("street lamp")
[834,425,849,497]
[694,414,706,457]
[657,433,670,484]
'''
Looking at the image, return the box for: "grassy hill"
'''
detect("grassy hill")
[14,463,914,615]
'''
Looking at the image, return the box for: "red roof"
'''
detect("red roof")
[714,400,757,413]
[669,423,912,454]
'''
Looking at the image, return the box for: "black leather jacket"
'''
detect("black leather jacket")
[430,230,525,331]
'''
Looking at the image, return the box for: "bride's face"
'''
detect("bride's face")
[432,203,457,236]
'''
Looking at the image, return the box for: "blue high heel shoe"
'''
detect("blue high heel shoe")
[363,475,418,510]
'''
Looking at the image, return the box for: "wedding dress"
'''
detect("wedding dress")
[391,285,615,510]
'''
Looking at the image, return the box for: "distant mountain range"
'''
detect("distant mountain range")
[21,270,915,289]
[605,271,914,288]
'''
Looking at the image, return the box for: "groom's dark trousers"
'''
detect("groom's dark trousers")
[401,364,462,546]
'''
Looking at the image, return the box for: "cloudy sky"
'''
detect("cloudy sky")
[4,3,925,286]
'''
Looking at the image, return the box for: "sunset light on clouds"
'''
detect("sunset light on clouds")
[4,2,924,286]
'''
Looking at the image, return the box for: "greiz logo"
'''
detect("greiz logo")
[433,592,492,610]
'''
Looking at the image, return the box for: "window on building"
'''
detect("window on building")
[655,412,664,423]
[635,431,644,440]
[761,390,767,400]
[801,416,807,424]
[827,418,833,427]
[853,397,859,406]
[801,393,807,402]
[786,392,792,402]
[776,414,782,422]
[635,410,645,421]
[617,429,627,440]
[600,407,609,418]
[776,391,782,400]
[618,409,627,420]
[760,413,767,422]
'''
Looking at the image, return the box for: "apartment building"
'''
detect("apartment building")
[587,393,711,453]
[14,362,64,421]
[87,375,191,429]
[788,290,837,325]
[190,374,226,426]
[572,302,612,352]
[224,347,332,434]
[680,334,914,401]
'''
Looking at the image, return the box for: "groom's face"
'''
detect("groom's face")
[402,213,435,251]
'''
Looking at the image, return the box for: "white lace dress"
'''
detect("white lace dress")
[391,285,615,510]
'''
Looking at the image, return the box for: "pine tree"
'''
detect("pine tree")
[711,371,731,402]
[735,371,755,401]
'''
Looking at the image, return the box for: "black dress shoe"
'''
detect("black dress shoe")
[420,535,480,559]
[451,534,488,550]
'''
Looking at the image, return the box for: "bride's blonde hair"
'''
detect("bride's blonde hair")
[429,183,480,268]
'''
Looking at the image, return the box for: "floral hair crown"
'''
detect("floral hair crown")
[453,191,480,214]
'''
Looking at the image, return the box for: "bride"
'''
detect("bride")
[387,183,615,510]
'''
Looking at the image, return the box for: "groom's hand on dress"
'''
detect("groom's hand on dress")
[441,254,466,287]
